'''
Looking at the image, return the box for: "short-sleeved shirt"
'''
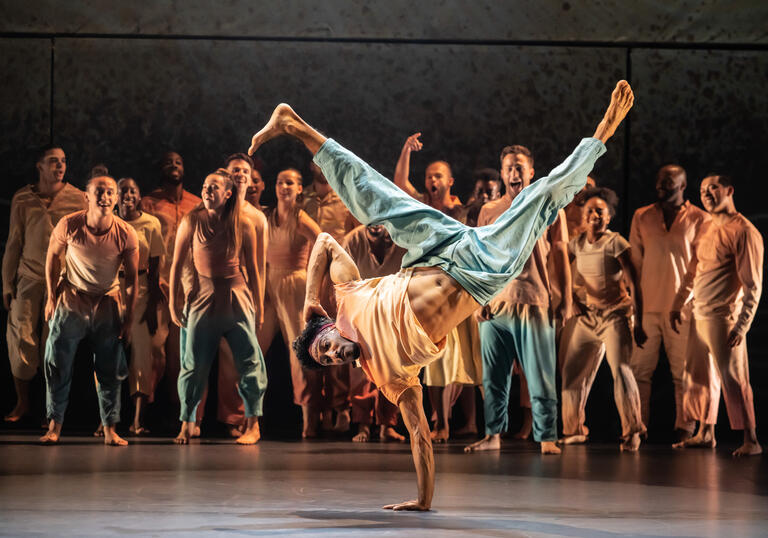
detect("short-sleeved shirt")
[139,188,201,283]
[50,211,138,295]
[629,201,710,313]
[335,268,445,404]
[569,230,631,310]
[302,183,351,242]
[691,213,763,335]
[2,183,86,293]
[342,225,405,279]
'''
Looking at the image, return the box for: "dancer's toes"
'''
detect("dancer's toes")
[464,435,501,453]
[248,103,300,155]
[540,441,561,455]
[39,431,60,444]
[353,425,370,443]
[621,433,641,452]
[380,426,406,442]
[560,434,588,445]
[732,442,762,457]
[105,432,129,446]
[93,424,104,437]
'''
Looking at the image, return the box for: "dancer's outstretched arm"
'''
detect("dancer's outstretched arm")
[383,386,434,511]
[303,232,360,321]
[393,133,423,199]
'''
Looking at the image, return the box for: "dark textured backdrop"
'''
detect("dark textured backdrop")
[1,2,766,441]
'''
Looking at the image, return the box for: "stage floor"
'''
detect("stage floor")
[1,433,766,537]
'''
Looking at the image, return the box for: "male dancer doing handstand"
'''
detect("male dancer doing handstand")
[248,81,634,511]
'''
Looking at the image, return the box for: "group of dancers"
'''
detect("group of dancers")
[2,82,762,509]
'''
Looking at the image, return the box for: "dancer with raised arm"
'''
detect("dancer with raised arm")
[248,81,634,511]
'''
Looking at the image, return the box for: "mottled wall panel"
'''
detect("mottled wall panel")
[630,48,768,356]
[0,38,51,231]
[53,39,625,204]
[3,1,767,43]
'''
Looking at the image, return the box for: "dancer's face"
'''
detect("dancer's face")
[472,179,501,204]
[365,224,393,247]
[424,162,454,201]
[700,176,732,214]
[37,148,66,185]
[86,177,118,217]
[246,169,265,206]
[161,152,184,184]
[226,159,252,196]
[655,166,686,203]
[201,174,232,211]
[118,178,141,217]
[312,327,361,366]
[500,153,534,199]
[276,169,303,203]
[582,196,611,234]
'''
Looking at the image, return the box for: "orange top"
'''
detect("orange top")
[187,212,241,279]
[266,207,312,271]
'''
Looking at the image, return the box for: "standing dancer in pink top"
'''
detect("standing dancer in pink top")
[250,81,634,510]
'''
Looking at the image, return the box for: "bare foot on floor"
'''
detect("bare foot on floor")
[225,424,244,438]
[732,442,762,457]
[430,427,449,443]
[353,425,370,443]
[593,80,635,143]
[380,425,406,442]
[104,427,128,446]
[621,433,641,452]
[175,422,194,445]
[129,425,150,436]
[248,104,305,155]
[93,424,104,437]
[236,422,261,445]
[191,425,201,438]
[672,432,716,449]
[4,403,28,422]
[541,441,561,455]
[464,434,501,453]
[39,430,60,444]
[559,434,588,445]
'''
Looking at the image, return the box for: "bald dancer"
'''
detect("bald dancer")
[248,80,634,510]
[303,162,356,432]
[40,176,139,445]
[140,152,201,422]
[671,175,762,456]
[342,224,406,442]
[257,168,323,438]
[3,146,86,422]
[629,165,710,442]
[465,144,571,454]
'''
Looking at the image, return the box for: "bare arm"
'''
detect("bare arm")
[169,217,193,327]
[297,210,321,244]
[383,386,433,511]
[120,245,140,343]
[618,249,646,348]
[254,210,269,315]
[241,224,263,329]
[304,232,360,321]
[43,236,66,322]
[548,213,572,321]
[393,133,423,200]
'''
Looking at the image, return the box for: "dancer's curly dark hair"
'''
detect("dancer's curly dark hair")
[575,186,619,217]
[293,315,335,370]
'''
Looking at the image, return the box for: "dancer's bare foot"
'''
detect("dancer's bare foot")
[513,408,532,440]
[39,421,62,444]
[559,434,588,445]
[733,441,762,457]
[673,428,694,445]
[333,409,351,433]
[541,441,561,455]
[464,434,501,453]
[430,426,449,443]
[621,433,641,452]
[175,421,195,445]
[4,402,28,422]
[225,424,244,438]
[236,418,261,445]
[380,425,406,442]
[93,423,104,437]
[129,424,150,436]
[104,425,128,446]
[248,104,327,156]
[353,424,370,442]
[190,424,201,438]
[672,429,716,449]
[593,81,635,143]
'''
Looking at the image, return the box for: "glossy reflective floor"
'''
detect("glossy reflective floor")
[1,433,766,537]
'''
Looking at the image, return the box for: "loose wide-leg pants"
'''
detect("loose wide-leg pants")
[313,138,605,305]
[479,304,558,442]
[681,316,756,430]
[6,276,48,380]
[45,285,127,425]
[560,308,645,439]
[178,274,267,422]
